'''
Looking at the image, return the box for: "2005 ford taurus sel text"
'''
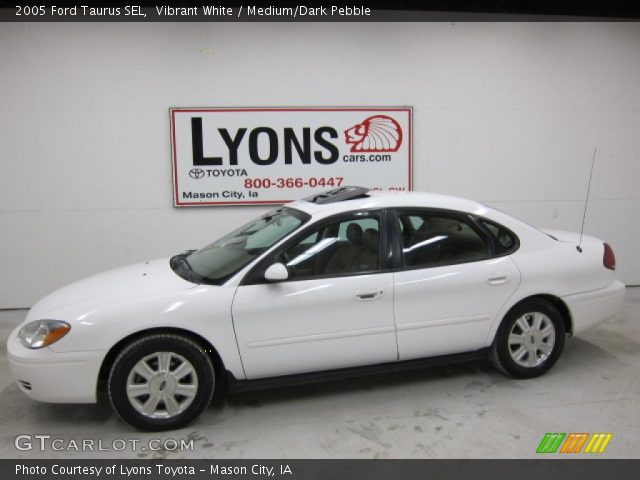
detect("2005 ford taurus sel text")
[8,187,625,430]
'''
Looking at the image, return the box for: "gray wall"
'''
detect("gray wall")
[1,22,639,308]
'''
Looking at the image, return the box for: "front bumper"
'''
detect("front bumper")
[563,279,626,335]
[7,329,105,403]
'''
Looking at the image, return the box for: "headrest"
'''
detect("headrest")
[346,223,363,245]
[363,228,379,250]
[427,217,461,232]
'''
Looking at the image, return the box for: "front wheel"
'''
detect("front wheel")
[108,334,215,430]
[490,299,565,378]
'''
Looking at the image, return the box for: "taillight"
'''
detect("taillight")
[603,242,616,270]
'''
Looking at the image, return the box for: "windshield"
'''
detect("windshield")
[171,207,309,285]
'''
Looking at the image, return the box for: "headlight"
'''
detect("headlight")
[18,320,71,349]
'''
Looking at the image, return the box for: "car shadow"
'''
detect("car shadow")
[0,382,113,427]
[0,335,625,431]
[224,335,626,408]
[224,358,495,408]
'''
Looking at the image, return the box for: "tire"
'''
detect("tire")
[108,334,215,431]
[490,299,565,378]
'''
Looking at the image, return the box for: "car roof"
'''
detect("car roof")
[288,188,487,218]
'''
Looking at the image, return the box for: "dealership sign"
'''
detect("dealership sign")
[170,107,412,206]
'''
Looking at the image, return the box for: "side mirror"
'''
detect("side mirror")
[264,263,289,282]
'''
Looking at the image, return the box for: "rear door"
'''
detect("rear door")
[391,209,520,360]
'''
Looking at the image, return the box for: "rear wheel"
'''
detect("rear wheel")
[490,299,565,378]
[108,334,215,430]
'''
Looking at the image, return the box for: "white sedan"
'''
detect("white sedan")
[8,187,625,430]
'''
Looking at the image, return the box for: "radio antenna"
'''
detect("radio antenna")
[577,147,597,253]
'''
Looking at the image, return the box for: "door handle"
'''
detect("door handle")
[486,273,509,286]
[355,289,383,301]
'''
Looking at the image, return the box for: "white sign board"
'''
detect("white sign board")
[170,107,412,206]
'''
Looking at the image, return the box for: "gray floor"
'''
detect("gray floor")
[1,288,639,459]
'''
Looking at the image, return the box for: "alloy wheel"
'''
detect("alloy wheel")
[126,351,198,419]
[507,312,556,368]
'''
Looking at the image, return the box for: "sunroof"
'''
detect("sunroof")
[302,186,370,205]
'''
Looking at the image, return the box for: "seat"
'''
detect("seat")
[352,228,379,272]
[407,218,459,266]
[323,223,364,274]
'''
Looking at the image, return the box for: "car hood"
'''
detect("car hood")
[27,258,197,321]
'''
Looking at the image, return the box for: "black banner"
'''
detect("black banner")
[5,460,640,480]
[2,1,640,22]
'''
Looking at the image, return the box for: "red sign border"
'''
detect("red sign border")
[170,107,413,206]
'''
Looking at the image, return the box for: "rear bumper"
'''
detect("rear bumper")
[7,329,104,403]
[563,280,625,335]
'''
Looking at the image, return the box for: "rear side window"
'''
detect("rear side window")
[478,218,518,253]
[398,212,491,268]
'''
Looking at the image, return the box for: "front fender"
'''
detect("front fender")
[41,285,245,379]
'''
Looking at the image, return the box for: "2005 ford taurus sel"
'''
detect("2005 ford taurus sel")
[8,187,625,430]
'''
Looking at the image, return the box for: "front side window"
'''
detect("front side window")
[398,211,491,268]
[276,214,382,279]
[172,208,309,285]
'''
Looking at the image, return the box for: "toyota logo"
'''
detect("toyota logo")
[189,168,205,179]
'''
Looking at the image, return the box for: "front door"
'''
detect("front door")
[232,211,398,379]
